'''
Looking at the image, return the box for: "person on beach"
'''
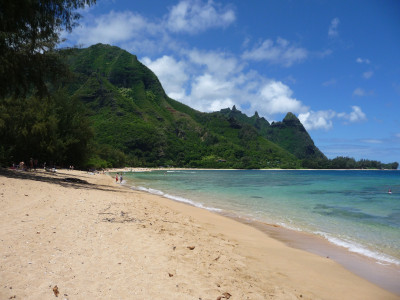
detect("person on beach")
[116,173,119,183]
[119,174,123,183]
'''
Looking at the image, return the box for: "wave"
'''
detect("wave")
[269,220,400,266]
[166,170,196,174]
[314,231,400,266]
[276,221,304,232]
[131,185,222,212]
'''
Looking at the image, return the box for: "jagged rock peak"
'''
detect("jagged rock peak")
[232,105,237,112]
[253,111,259,118]
[283,112,300,122]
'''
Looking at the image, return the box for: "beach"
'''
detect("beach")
[0,168,397,299]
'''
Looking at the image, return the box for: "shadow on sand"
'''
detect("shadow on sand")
[0,168,125,193]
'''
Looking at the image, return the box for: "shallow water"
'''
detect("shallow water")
[122,170,400,267]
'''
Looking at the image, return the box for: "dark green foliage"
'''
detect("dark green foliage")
[0,0,97,169]
[265,112,326,160]
[0,89,93,167]
[219,106,270,135]
[0,0,96,98]
[217,108,325,161]
[301,156,398,170]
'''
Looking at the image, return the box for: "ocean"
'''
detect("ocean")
[120,169,400,292]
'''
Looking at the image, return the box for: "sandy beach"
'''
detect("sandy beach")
[0,168,397,300]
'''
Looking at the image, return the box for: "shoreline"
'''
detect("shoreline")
[0,168,397,299]
[115,168,400,295]
[240,217,400,295]
[141,178,399,299]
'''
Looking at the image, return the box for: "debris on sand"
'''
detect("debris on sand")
[52,285,59,297]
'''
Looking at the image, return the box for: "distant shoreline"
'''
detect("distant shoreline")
[106,167,399,173]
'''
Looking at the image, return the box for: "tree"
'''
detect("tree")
[0,89,93,167]
[0,0,96,98]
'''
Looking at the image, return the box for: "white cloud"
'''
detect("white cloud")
[64,1,236,52]
[141,55,189,100]
[328,18,340,37]
[210,99,236,112]
[72,11,160,46]
[166,0,235,34]
[186,49,243,76]
[191,74,233,101]
[258,81,308,114]
[70,0,236,45]
[143,49,244,112]
[298,110,336,130]
[299,106,367,130]
[188,73,237,112]
[143,48,309,118]
[337,106,367,122]
[242,38,308,67]
[363,71,373,79]
[356,57,371,64]
[353,88,366,96]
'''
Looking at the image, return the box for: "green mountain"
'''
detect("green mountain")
[62,43,325,169]
[217,107,325,160]
[266,113,326,160]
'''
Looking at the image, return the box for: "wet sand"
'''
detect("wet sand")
[246,219,400,295]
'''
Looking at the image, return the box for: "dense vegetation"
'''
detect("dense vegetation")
[0,0,96,167]
[0,0,96,98]
[302,156,399,170]
[0,90,92,167]
[218,108,326,160]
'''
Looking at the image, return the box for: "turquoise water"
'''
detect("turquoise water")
[122,170,400,266]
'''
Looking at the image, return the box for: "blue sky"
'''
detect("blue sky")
[62,0,400,163]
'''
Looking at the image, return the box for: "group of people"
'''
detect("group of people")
[116,173,123,184]
[13,158,39,171]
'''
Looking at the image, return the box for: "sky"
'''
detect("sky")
[62,0,400,164]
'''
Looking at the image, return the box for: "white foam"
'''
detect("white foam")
[314,231,400,266]
[131,186,222,213]
[166,170,196,174]
[135,186,164,196]
[277,222,304,232]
